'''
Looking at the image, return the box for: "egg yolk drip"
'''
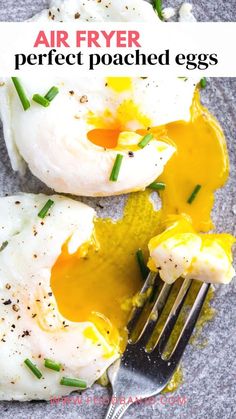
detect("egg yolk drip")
[51,86,229,354]
[155,90,229,232]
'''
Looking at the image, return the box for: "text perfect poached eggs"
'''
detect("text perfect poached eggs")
[0,0,200,196]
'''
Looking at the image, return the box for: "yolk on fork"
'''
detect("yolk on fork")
[51,88,229,352]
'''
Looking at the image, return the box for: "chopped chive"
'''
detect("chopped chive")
[60,377,87,389]
[153,0,164,20]
[138,133,154,149]
[148,182,166,191]
[136,249,149,280]
[38,199,54,219]
[11,77,30,111]
[109,154,123,182]
[0,241,8,252]
[44,358,61,372]
[187,184,202,204]
[200,78,207,89]
[44,86,59,102]
[33,94,50,108]
[24,358,42,379]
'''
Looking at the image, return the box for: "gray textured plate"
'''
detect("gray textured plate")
[0,1,236,418]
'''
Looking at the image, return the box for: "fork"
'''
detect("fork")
[104,272,210,419]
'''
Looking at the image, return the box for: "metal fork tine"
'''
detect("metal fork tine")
[105,280,211,419]
[127,272,157,334]
[104,400,130,419]
[149,278,192,353]
[170,282,210,364]
[133,282,172,345]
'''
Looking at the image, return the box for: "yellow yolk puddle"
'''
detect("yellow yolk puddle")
[51,191,162,352]
[51,87,229,390]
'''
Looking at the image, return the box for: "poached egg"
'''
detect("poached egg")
[0,193,119,401]
[0,0,201,197]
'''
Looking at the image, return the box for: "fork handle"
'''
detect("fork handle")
[104,394,131,419]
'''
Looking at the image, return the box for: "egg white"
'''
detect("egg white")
[0,194,118,401]
[30,0,161,23]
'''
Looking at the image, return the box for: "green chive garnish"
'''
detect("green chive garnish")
[136,249,149,280]
[44,358,61,372]
[109,154,123,182]
[148,182,166,191]
[44,86,59,102]
[11,77,30,111]
[153,0,163,20]
[24,358,42,379]
[38,199,54,219]
[33,94,50,108]
[187,184,202,204]
[0,241,8,252]
[138,133,154,149]
[200,78,207,89]
[60,377,87,389]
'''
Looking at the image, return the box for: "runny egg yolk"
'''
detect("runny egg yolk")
[87,77,152,148]
[106,77,132,92]
[51,85,229,353]
[156,90,229,232]
[51,192,162,351]
[87,128,120,149]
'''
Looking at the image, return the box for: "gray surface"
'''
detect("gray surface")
[0,1,236,419]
